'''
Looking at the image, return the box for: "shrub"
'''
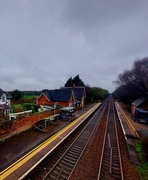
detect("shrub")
[22,103,35,113]
[135,139,148,179]
[13,104,24,113]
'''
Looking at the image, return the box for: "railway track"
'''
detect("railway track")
[41,101,108,180]
[0,96,139,180]
[97,99,124,180]
[24,100,108,180]
[24,97,128,180]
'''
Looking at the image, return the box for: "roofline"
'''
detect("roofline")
[36,93,51,103]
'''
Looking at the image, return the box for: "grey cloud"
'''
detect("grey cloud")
[0,0,148,93]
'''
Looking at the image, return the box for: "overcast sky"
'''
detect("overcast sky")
[0,0,148,93]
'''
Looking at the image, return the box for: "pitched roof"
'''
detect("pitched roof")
[132,97,148,106]
[42,89,73,102]
[0,89,11,99]
[61,87,86,99]
[0,88,5,97]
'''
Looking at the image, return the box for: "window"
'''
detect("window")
[2,95,6,102]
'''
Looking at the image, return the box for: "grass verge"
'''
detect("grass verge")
[135,139,148,180]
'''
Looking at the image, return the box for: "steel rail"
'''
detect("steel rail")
[97,98,111,179]
[67,100,109,180]
[97,99,124,180]
[113,102,124,180]
[41,101,108,180]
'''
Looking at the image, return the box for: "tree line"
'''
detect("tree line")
[9,75,109,103]
[113,57,148,104]
[64,75,109,103]
[9,56,148,105]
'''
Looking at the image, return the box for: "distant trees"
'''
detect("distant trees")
[65,77,73,87]
[85,87,109,103]
[65,75,85,87]
[11,89,23,101]
[113,57,148,103]
[64,75,109,103]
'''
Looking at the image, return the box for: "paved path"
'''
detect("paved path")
[118,102,148,138]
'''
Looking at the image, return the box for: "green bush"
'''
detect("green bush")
[13,104,24,113]
[22,103,35,113]
[135,139,148,179]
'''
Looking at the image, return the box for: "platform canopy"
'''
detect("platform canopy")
[60,107,75,111]
[135,107,148,114]
[44,114,60,120]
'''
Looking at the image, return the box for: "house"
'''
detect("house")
[131,97,148,122]
[0,88,11,114]
[36,89,75,109]
[61,86,86,109]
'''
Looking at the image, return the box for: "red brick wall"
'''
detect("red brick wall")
[37,94,74,107]
[0,109,60,140]
[57,102,69,107]
[37,94,52,106]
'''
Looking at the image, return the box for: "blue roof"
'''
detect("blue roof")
[43,89,73,102]
[61,87,86,99]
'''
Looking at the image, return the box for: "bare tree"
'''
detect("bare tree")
[114,57,148,100]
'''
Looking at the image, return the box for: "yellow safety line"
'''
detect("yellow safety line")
[116,102,141,139]
[0,103,100,179]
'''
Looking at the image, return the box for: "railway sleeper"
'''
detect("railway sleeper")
[64,155,78,162]
[56,165,72,171]
[79,136,90,141]
[75,139,87,143]
[62,157,77,164]
[112,169,121,175]
[71,146,83,151]
[74,144,85,149]
[53,168,62,175]
[101,167,109,174]
[102,159,109,165]
[73,142,85,148]
[60,173,69,179]
[100,171,107,176]
[60,160,74,166]
[104,147,110,152]
[112,153,119,158]
[67,151,80,157]
[103,154,110,160]
[112,152,119,157]
[59,162,74,168]
[111,173,121,179]
[112,160,120,165]
[62,169,71,175]
[62,165,73,172]
[111,144,118,148]
[104,154,110,158]
[49,173,59,180]
[101,163,109,168]
[49,174,57,179]
[65,154,79,160]
[100,175,110,180]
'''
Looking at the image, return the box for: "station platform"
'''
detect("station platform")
[0,103,100,180]
[115,102,141,166]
